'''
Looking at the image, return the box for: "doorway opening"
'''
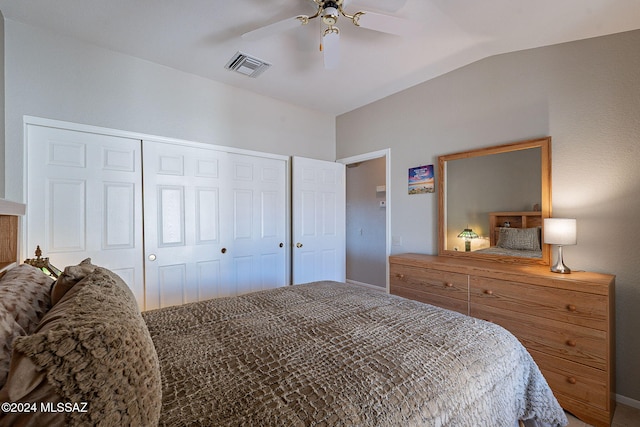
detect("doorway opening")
[338,149,390,291]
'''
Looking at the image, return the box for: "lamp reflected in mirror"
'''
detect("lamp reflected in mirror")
[457,228,479,252]
[543,218,577,274]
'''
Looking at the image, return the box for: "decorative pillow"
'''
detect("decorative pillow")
[0,311,26,390]
[0,267,162,427]
[0,264,53,387]
[50,258,97,306]
[496,227,541,251]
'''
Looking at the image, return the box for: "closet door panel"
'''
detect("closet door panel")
[158,263,188,308]
[196,188,220,244]
[157,186,186,247]
[196,260,223,300]
[26,125,144,309]
[104,182,136,249]
[143,141,229,310]
[48,179,85,252]
[227,153,287,295]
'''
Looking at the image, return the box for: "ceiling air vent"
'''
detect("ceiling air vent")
[225,51,271,78]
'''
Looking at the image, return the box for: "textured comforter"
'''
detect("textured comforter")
[143,281,567,427]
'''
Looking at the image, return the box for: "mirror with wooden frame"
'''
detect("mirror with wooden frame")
[438,137,551,265]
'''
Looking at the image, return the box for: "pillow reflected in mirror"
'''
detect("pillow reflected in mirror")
[496,227,541,252]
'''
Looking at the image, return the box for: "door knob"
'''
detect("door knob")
[221,248,227,254]
[148,254,156,261]
[296,242,303,248]
[279,242,284,248]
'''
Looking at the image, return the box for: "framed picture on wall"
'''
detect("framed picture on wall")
[408,164,434,194]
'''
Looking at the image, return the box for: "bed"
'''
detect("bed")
[146,281,567,427]
[474,211,543,259]
[0,232,567,426]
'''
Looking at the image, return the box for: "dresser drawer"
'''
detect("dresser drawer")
[391,286,468,315]
[529,349,609,412]
[390,264,468,300]
[469,276,608,330]
[470,304,607,371]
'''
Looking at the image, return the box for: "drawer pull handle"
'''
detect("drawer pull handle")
[567,304,577,312]
[567,377,577,385]
[396,274,405,279]
[566,339,577,347]
[445,282,453,288]
[484,290,494,295]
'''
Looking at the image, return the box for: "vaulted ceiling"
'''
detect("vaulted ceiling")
[1,0,639,115]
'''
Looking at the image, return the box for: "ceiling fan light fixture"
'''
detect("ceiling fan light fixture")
[322,3,339,26]
[242,0,418,70]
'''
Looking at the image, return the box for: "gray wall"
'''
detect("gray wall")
[337,30,640,402]
[2,19,336,201]
[346,157,386,288]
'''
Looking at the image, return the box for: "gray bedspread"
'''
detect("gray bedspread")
[143,281,567,427]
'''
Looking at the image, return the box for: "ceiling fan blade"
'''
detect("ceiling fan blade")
[356,11,421,37]
[322,30,340,69]
[242,16,306,41]
[348,0,408,13]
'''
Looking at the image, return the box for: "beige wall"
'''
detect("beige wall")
[2,19,336,202]
[337,30,640,402]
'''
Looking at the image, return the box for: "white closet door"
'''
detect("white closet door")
[292,156,346,284]
[142,141,231,310]
[227,153,287,295]
[26,125,144,308]
[143,142,288,309]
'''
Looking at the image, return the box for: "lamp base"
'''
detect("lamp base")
[550,263,571,274]
[550,245,571,274]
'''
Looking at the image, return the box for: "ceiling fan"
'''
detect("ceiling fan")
[241,0,420,69]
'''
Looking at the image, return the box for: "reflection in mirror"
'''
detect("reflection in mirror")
[438,137,551,265]
[446,149,541,250]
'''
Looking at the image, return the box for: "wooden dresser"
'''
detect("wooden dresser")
[389,253,616,427]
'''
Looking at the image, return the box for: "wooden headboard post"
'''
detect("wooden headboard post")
[0,199,27,276]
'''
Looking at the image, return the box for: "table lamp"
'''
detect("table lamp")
[457,228,479,252]
[543,218,577,274]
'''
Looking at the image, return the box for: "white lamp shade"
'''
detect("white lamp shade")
[543,218,577,245]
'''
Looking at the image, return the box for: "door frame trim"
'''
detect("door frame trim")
[23,116,289,161]
[337,149,391,292]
